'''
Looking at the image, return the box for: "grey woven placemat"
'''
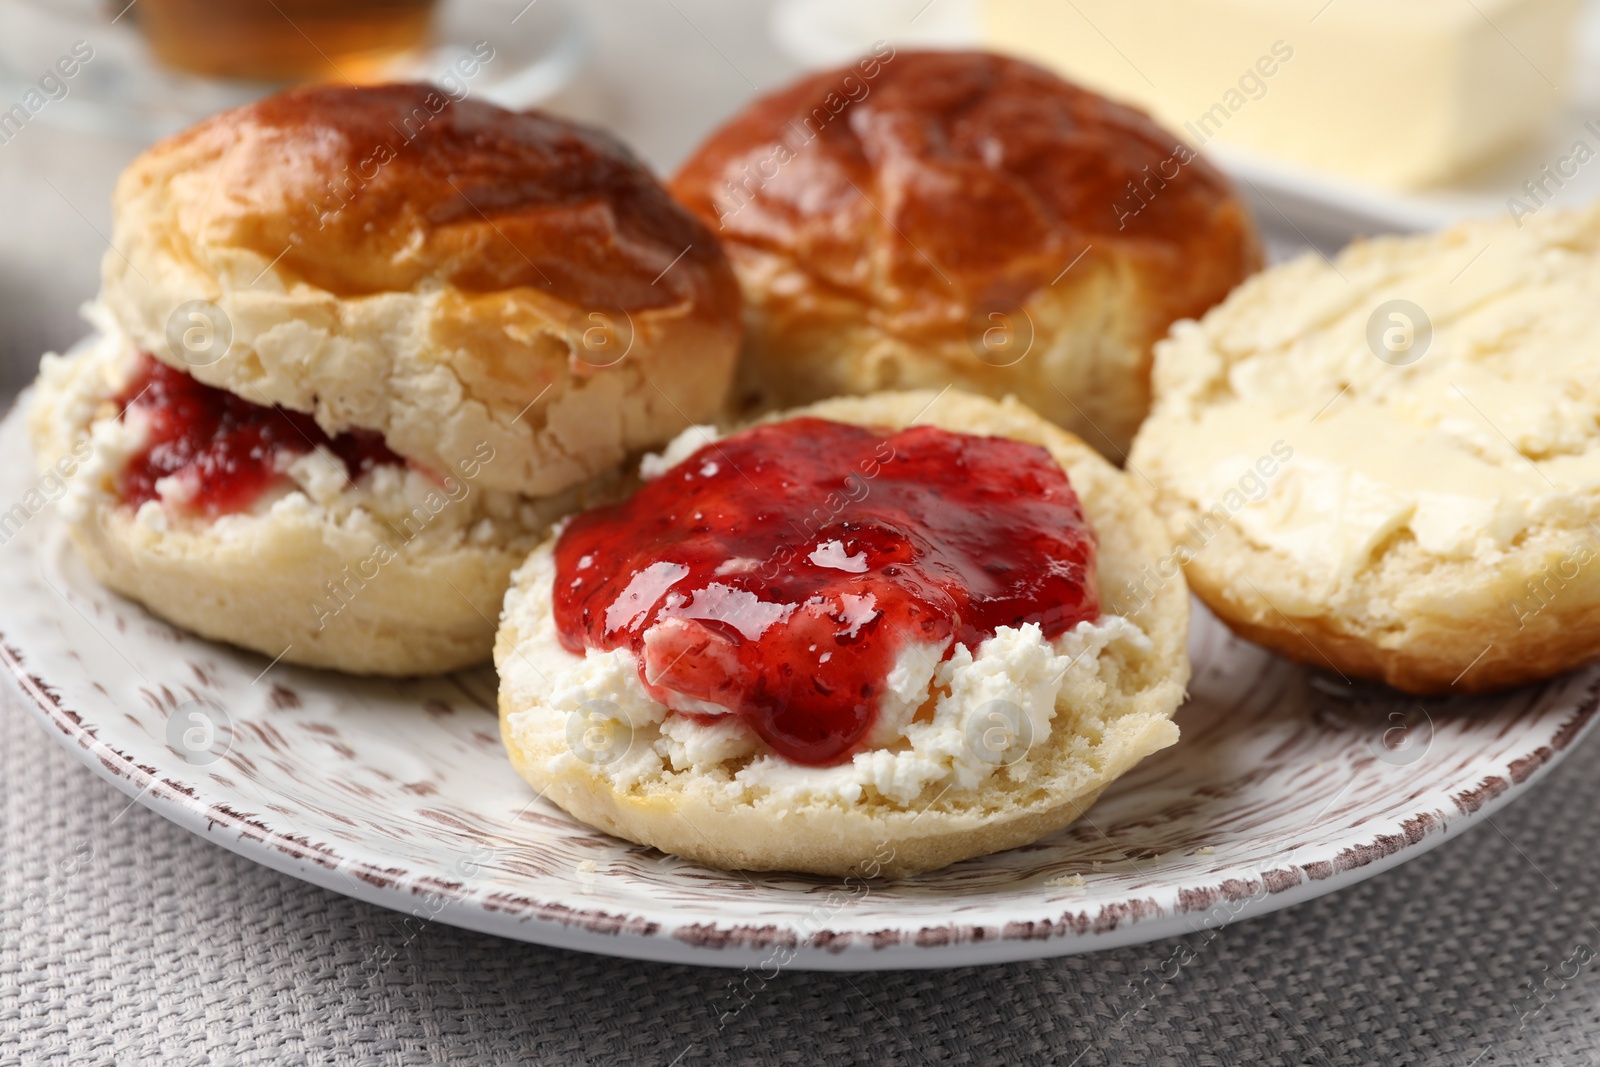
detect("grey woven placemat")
[5,678,1600,1067]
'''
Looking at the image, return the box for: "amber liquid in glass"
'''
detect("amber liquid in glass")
[134,0,437,82]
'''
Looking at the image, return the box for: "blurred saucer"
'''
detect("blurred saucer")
[768,0,977,70]
[0,0,589,144]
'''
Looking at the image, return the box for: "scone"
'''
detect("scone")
[669,49,1261,459]
[497,389,1189,877]
[28,83,741,675]
[1129,203,1600,693]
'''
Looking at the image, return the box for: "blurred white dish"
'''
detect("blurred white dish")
[768,0,977,69]
[0,0,589,143]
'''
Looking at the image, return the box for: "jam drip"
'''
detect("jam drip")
[114,354,402,517]
[552,418,1100,766]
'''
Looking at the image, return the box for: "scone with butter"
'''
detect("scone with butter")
[497,389,1189,877]
[1130,204,1600,693]
[28,83,741,675]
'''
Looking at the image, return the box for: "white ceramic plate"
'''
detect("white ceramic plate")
[3,399,1596,971]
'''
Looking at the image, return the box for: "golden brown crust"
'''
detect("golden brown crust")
[1176,525,1600,695]
[143,83,734,312]
[104,84,742,497]
[61,503,525,677]
[500,726,1115,879]
[669,50,1261,455]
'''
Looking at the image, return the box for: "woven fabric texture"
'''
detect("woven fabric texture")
[5,681,1600,1067]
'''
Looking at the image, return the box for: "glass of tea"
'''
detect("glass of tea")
[132,0,440,83]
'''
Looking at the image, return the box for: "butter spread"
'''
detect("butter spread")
[1144,212,1600,593]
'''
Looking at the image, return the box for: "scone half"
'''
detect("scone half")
[1130,204,1600,693]
[496,389,1189,877]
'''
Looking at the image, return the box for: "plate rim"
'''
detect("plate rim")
[8,601,1599,971]
[6,395,1600,971]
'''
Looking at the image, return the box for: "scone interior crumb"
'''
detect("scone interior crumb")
[36,313,556,555]
[28,315,601,675]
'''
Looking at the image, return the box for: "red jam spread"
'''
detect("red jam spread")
[552,418,1099,766]
[115,354,402,517]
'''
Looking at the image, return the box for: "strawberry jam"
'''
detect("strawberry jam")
[552,418,1099,765]
[115,354,402,517]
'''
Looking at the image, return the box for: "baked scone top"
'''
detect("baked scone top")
[670,50,1258,343]
[101,83,742,497]
[130,84,726,310]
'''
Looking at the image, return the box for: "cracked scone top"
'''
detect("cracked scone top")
[103,83,742,497]
[669,50,1261,457]
[1129,203,1600,693]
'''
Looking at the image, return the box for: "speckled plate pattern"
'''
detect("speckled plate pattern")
[3,401,1597,970]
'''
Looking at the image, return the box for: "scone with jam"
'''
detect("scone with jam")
[496,390,1189,877]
